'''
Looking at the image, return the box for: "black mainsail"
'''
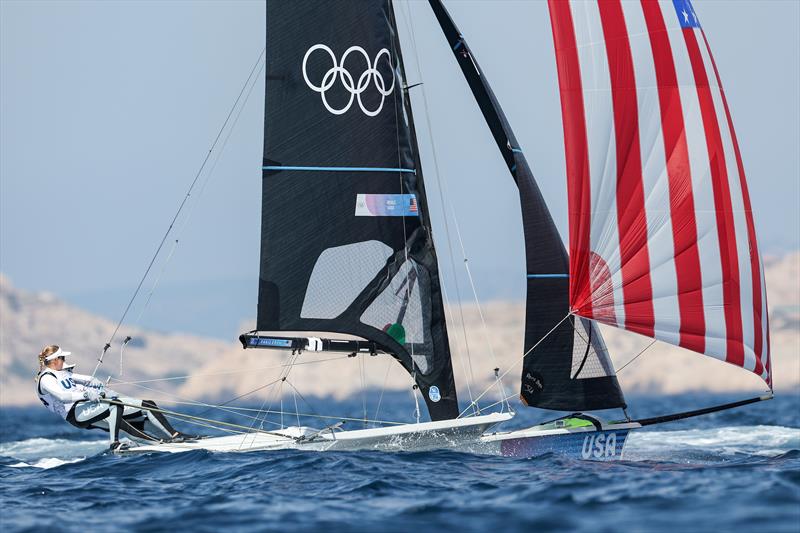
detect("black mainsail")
[256,0,457,420]
[427,0,625,411]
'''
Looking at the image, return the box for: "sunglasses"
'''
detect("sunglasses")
[56,356,66,361]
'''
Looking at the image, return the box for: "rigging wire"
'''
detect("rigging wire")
[113,374,287,427]
[373,356,394,425]
[113,53,267,379]
[359,353,368,428]
[458,312,572,418]
[294,386,305,428]
[479,391,519,413]
[397,0,479,412]
[398,0,513,411]
[111,354,407,430]
[126,55,267,336]
[242,349,301,448]
[113,370,404,427]
[100,46,266,357]
[104,398,290,437]
[283,378,322,421]
[387,2,425,422]
[616,339,658,374]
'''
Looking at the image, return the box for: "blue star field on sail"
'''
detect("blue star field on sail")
[673,0,701,28]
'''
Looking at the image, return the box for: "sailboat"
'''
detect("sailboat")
[117,0,773,459]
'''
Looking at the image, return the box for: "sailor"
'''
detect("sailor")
[35,344,190,451]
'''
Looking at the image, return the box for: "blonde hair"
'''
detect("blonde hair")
[36,345,60,380]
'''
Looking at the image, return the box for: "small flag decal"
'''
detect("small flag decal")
[355,194,420,217]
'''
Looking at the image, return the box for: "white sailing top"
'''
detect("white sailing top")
[37,369,98,419]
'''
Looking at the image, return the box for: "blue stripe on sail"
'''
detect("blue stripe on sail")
[263,165,415,174]
[527,274,569,279]
[511,148,523,154]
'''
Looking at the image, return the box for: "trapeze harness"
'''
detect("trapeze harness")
[37,368,122,440]
[36,369,180,443]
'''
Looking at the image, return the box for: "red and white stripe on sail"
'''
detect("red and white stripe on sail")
[548,0,771,386]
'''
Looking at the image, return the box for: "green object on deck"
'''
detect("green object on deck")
[386,323,406,345]
[563,418,593,428]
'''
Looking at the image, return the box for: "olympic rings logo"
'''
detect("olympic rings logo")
[302,44,395,117]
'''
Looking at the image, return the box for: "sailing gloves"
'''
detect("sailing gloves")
[83,389,104,402]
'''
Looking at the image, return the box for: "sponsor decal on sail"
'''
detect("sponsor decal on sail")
[428,386,441,403]
[355,194,420,217]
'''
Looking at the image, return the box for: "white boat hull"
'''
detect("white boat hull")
[120,412,513,454]
[466,421,641,460]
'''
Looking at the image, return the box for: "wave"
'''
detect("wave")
[624,425,800,461]
[1,425,797,469]
[0,437,107,469]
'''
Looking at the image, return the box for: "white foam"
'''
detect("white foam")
[0,438,107,468]
[7,457,87,470]
[625,425,800,459]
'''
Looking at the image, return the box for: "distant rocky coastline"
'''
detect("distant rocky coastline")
[2,252,797,407]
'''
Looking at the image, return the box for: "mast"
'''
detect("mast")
[253,0,458,420]
[427,0,626,411]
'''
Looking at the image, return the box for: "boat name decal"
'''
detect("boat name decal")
[581,432,618,459]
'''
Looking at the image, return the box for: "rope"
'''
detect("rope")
[478,392,519,413]
[109,375,287,428]
[102,398,291,438]
[241,350,299,448]
[110,361,407,428]
[116,377,404,427]
[186,403,406,427]
[359,353,367,427]
[100,46,266,354]
[283,379,322,422]
[373,357,393,425]
[616,339,657,373]
[292,384,301,428]
[411,371,421,424]
[196,378,285,418]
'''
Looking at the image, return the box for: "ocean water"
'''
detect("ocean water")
[1,391,798,532]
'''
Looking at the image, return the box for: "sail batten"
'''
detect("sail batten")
[262,166,416,173]
[549,0,771,385]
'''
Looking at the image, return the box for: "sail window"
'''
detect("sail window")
[360,259,434,375]
[300,240,393,319]
[570,317,616,379]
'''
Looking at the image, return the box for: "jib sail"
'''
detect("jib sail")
[428,0,626,411]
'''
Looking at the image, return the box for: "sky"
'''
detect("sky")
[1,0,798,339]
